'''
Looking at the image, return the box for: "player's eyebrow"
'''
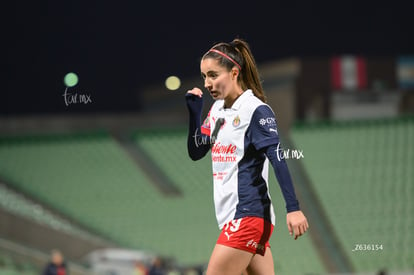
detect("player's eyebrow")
[205,70,218,75]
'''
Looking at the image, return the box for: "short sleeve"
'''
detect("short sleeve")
[247,105,280,151]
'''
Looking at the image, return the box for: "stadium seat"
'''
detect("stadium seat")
[290,117,414,272]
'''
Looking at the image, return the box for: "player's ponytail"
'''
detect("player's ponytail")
[230,39,266,103]
[202,38,267,103]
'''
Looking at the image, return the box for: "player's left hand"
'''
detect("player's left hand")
[286,210,309,240]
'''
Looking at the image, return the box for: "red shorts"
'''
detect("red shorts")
[216,217,274,256]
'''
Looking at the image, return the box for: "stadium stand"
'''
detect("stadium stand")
[290,116,414,273]
[0,252,37,275]
[0,128,327,273]
[0,237,91,275]
[3,116,411,273]
[0,131,161,247]
[0,183,91,240]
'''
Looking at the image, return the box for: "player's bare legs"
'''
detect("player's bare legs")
[206,244,253,275]
[244,248,275,275]
[206,244,275,275]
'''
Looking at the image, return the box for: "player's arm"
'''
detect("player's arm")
[249,105,309,239]
[185,88,211,160]
[265,145,309,239]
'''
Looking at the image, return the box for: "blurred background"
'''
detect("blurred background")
[2,1,414,274]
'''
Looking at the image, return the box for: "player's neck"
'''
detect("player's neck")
[224,88,244,109]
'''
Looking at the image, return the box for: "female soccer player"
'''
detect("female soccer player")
[185,38,309,275]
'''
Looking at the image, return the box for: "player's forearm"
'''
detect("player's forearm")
[265,144,300,212]
[185,94,210,160]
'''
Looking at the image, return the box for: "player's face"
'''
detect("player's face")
[52,252,63,265]
[200,58,236,101]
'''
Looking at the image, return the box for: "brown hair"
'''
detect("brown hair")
[202,38,266,103]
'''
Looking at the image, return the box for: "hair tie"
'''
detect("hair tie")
[208,49,241,70]
[229,41,237,48]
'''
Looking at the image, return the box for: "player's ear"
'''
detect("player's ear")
[231,67,239,79]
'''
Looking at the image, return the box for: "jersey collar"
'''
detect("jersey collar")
[219,89,253,111]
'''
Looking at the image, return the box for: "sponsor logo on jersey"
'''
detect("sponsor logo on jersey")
[259,117,277,127]
[212,142,237,154]
[269,128,278,134]
[211,142,237,162]
[213,171,228,181]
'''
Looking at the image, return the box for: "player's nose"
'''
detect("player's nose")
[204,78,212,91]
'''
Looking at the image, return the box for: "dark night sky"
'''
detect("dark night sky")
[4,1,414,115]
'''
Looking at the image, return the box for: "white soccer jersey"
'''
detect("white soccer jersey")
[201,90,279,229]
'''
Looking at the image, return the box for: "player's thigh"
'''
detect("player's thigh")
[206,244,253,275]
[245,248,275,275]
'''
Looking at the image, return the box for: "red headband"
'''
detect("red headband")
[208,49,241,70]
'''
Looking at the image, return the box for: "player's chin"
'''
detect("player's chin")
[210,91,221,99]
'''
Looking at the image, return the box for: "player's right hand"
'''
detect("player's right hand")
[187,87,203,97]
[185,87,204,115]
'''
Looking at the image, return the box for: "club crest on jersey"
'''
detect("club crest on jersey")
[232,115,240,127]
[202,117,210,128]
